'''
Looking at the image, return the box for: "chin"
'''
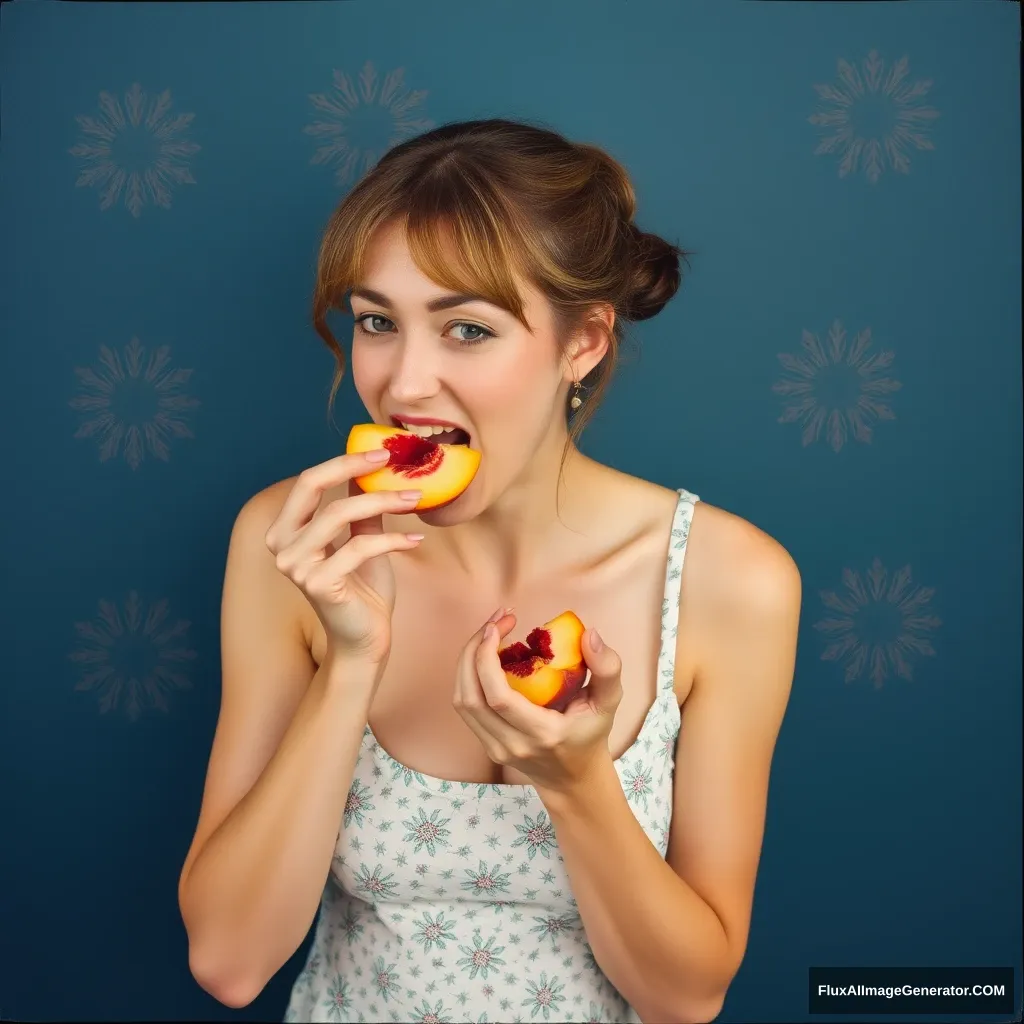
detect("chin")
[414,476,482,527]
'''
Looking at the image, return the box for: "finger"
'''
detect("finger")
[453,608,516,716]
[346,477,385,539]
[453,607,511,688]
[269,451,392,548]
[302,530,424,594]
[476,621,554,733]
[579,628,623,714]
[453,624,525,759]
[282,489,421,564]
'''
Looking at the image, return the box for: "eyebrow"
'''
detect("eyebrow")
[349,287,498,313]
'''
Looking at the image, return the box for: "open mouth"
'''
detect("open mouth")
[390,417,472,447]
[347,420,480,508]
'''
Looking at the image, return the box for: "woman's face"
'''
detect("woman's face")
[349,220,574,524]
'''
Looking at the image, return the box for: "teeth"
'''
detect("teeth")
[399,421,458,438]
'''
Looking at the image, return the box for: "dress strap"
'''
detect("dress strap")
[658,488,700,693]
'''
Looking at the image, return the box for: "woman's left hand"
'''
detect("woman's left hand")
[453,607,624,795]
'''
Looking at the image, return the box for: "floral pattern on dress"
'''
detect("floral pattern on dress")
[285,490,700,1024]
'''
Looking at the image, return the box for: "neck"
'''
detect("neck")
[424,433,603,596]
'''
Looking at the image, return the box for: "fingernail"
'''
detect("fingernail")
[488,607,504,623]
[365,449,390,462]
[590,629,604,652]
[398,489,423,500]
[483,622,496,640]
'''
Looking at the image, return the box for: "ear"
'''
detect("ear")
[565,303,615,382]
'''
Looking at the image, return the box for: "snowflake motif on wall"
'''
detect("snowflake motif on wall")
[773,320,901,452]
[814,557,941,688]
[306,60,435,185]
[809,49,940,183]
[69,82,199,216]
[70,336,199,470]
[69,590,196,719]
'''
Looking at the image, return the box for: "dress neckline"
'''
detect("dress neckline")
[363,488,698,797]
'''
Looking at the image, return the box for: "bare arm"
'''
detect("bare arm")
[539,520,801,1023]
[177,484,382,1008]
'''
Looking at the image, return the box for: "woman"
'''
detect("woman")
[177,118,801,1024]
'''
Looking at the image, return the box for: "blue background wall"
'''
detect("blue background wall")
[1,1,1020,1021]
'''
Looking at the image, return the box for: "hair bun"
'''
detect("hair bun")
[624,225,688,322]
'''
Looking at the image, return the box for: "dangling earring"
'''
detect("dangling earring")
[569,377,583,410]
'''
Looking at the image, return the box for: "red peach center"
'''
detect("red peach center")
[383,434,443,478]
[498,627,554,678]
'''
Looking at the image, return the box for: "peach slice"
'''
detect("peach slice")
[498,610,588,712]
[346,423,481,512]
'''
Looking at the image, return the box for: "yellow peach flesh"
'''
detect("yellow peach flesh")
[346,423,480,511]
[500,611,588,712]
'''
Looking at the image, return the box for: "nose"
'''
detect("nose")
[385,335,443,406]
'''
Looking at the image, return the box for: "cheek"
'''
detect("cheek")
[478,348,557,410]
[474,368,561,454]
[350,341,386,401]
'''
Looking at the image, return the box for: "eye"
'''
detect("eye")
[353,314,393,336]
[353,314,495,348]
[450,322,493,346]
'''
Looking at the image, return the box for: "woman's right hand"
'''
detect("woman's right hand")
[264,451,424,666]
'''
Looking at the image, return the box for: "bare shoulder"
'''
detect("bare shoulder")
[228,474,313,640]
[229,475,298,581]
[688,503,798,593]
[683,499,802,680]
[595,466,685,536]
[241,471,349,533]
[237,473,301,526]
[604,471,788,580]
[687,500,801,608]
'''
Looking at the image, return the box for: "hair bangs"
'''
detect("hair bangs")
[402,174,534,335]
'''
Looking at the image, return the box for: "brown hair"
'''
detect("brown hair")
[312,117,692,471]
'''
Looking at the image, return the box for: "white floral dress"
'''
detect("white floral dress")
[284,489,700,1024]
